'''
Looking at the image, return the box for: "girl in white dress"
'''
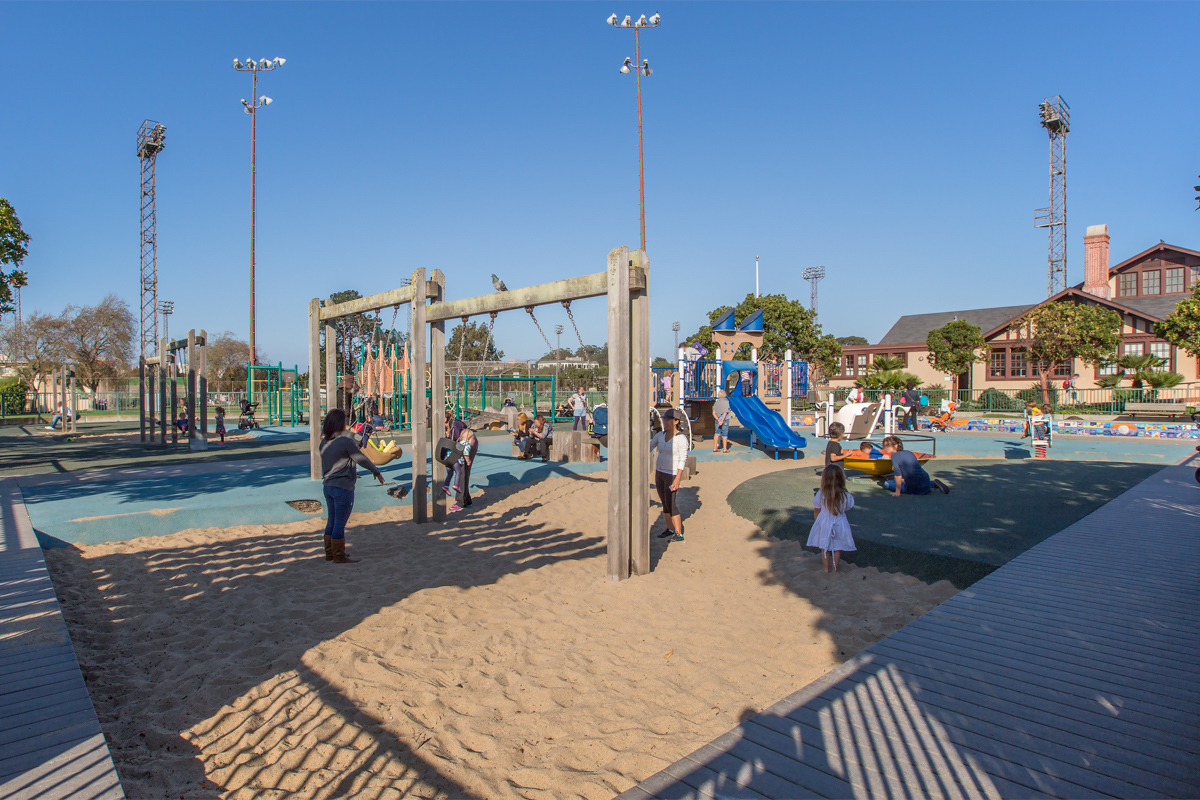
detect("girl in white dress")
[808,466,856,573]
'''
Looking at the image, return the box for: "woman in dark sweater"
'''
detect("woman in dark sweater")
[319,409,385,563]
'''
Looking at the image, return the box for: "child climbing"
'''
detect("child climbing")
[808,465,856,573]
[319,408,386,563]
[215,406,226,443]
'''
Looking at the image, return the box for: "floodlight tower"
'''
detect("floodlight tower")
[801,266,825,318]
[232,56,285,366]
[1034,96,1069,297]
[608,11,660,251]
[137,120,167,360]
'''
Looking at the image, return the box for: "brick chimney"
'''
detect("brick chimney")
[1083,224,1110,298]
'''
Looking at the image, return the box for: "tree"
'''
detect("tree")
[652,356,673,368]
[61,295,135,393]
[1008,302,1122,405]
[1094,354,1183,394]
[540,347,574,362]
[809,334,843,385]
[0,311,66,393]
[576,343,607,366]
[1156,283,1200,360]
[865,355,906,373]
[0,199,30,316]
[925,319,987,395]
[836,336,869,346]
[206,331,267,392]
[446,321,504,363]
[856,369,923,391]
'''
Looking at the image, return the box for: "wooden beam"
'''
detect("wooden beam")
[319,285,415,321]
[308,299,322,480]
[426,269,646,323]
[186,330,196,443]
[430,271,447,522]
[606,247,632,581]
[410,268,428,523]
[630,249,651,576]
[198,329,208,435]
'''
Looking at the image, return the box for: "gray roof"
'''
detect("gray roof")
[877,305,1036,345]
[1112,295,1186,321]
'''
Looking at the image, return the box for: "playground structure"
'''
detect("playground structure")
[308,246,651,581]
[655,309,808,457]
[139,329,208,448]
[246,362,302,426]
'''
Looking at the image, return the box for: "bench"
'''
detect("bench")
[1123,402,1197,420]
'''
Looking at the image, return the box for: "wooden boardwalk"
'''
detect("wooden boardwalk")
[620,460,1200,799]
[0,479,123,800]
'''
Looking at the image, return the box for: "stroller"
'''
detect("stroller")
[238,398,260,430]
[929,400,958,432]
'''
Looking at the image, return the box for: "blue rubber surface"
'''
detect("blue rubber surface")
[726,392,807,453]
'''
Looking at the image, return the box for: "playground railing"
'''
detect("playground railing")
[680,361,721,401]
[790,361,809,399]
[651,367,673,404]
[762,363,784,397]
[802,387,1200,416]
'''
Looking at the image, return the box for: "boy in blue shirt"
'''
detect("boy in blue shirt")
[879,435,948,496]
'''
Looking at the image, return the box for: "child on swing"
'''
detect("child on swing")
[807,466,856,573]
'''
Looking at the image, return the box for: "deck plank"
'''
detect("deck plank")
[621,460,1200,799]
[0,478,124,799]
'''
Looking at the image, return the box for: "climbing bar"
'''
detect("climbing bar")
[426,269,646,323]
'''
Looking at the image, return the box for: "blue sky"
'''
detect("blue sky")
[3,1,1199,368]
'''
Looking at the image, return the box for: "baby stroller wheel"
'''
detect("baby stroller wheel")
[238,415,250,430]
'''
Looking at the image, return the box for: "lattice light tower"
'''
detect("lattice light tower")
[801,265,825,318]
[137,120,167,360]
[1034,96,1069,297]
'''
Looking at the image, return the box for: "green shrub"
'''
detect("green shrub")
[0,376,29,415]
[977,387,1021,411]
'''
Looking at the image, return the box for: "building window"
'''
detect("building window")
[1150,341,1171,367]
[844,355,855,376]
[1010,350,1027,378]
[1099,362,1119,376]
[1166,267,1185,294]
[891,352,908,366]
[857,355,868,369]
[1192,266,1200,288]
[1053,360,1073,377]
[1142,270,1161,295]
[990,351,1006,377]
[1124,342,1144,357]
[1119,273,1138,296]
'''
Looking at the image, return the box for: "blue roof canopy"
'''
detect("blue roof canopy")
[738,309,764,332]
[712,308,737,332]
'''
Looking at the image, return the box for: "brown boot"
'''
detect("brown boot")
[323,535,334,561]
[331,539,359,563]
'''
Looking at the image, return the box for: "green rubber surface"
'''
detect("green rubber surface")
[727,459,1162,587]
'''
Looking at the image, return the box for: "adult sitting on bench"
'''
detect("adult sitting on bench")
[520,414,553,461]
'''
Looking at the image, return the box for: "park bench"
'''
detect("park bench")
[1123,402,1198,421]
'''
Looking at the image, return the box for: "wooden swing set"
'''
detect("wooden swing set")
[307,246,652,581]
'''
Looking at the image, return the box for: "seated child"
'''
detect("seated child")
[879,435,947,495]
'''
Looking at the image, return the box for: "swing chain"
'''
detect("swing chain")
[525,306,554,355]
[562,300,598,389]
[455,315,469,375]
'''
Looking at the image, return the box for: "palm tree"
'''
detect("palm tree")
[866,355,906,373]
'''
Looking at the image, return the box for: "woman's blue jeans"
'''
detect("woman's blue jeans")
[323,486,355,540]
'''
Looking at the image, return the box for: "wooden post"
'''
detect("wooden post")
[159,337,168,445]
[186,330,197,442]
[139,357,147,442]
[630,248,651,576]
[170,351,178,444]
[308,299,323,480]
[324,300,336,424]
[410,268,428,523]
[68,370,77,434]
[198,330,208,434]
[606,246,631,581]
[430,270,447,522]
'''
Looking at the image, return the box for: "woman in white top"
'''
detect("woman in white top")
[649,408,690,541]
[807,466,856,573]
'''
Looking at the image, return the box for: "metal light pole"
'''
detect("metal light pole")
[755,255,760,297]
[232,56,285,366]
[609,12,659,251]
[672,321,680,355]
[159,301,174,349]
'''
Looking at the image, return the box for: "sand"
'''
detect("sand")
[47,458,959,800]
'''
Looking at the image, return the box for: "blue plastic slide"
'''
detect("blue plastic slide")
[727,392,808,458]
